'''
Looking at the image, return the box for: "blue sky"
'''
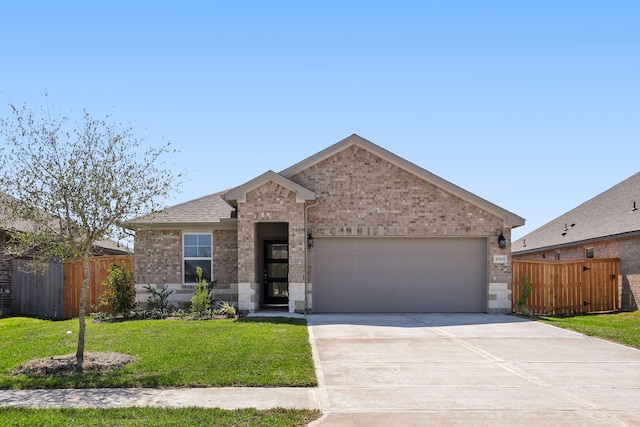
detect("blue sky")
[1,1,638,241]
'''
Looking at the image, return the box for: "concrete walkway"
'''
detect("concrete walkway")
[0,387,319,410]
[2,313,640,426]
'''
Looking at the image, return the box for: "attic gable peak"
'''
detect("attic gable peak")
[224,170,316,204]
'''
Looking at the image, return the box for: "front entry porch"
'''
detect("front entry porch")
[237,222,308,314]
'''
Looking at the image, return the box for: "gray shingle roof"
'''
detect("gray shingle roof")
[513,172,640,253]
[127,191,235,226]
[128,134,525,229]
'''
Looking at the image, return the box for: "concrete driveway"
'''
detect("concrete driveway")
[306,313,640,426]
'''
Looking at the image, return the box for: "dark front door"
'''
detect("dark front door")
[263,240,289,306]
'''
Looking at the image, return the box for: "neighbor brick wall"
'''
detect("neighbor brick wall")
[0,232,11,313]
[513,235,640,310]
[289,144,510,287]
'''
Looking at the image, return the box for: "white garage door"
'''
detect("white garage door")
[313,237,486,313]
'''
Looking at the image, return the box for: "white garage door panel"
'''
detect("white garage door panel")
[313,237,486,313]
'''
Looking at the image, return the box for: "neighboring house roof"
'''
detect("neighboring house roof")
[0,193,38,233]
[92,239,132,256]
[281,134,524,227]
[513,172,640,254]
[224,170,317,204]
[127,190,236,227]
[128,134,525,229]
[0,192,132,255]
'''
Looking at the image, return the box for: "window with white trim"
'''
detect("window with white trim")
[183,233,212,283]
[585,247,594,259]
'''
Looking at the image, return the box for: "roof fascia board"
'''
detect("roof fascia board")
[280,134,525,228]
[224,170,316,204]
[130,220,238,231]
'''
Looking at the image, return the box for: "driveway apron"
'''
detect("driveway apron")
[306,313,640,426]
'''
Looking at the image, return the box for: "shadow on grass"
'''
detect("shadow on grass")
[235,317,307,326]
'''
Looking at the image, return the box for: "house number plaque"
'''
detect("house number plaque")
[493,255,508,264]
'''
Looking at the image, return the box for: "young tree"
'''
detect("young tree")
[0,99,179,370]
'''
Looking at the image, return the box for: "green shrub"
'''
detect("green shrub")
[517,273,533,316]
[214,300,237,318]
[99,262,136,316]
[144,284,174,314]
[190,266,211,317]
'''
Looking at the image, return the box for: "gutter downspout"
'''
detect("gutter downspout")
[304,199,318,313]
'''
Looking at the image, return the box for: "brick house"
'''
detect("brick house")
[130,134,524,314]
[512,172,640,311]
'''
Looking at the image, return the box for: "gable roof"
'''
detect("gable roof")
[513,172,640,254]
[280,134,525,228]
[126,190,235,227]
[224,170,316,205]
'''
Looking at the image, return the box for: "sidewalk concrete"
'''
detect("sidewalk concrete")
[0,387,319,410]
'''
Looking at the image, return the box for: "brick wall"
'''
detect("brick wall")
[213,229,238,284]
[133,229,182,286]
[513,235,640,310]
[0,232,11,313]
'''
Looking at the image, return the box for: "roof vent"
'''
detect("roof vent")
[633,201,638,212]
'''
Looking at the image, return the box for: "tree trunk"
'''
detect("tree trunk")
[75,253,90,371]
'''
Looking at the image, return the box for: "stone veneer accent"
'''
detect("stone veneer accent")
[513,235,640,311]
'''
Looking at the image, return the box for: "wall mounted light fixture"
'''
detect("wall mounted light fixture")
[498,232,506,249]
[307,233,314,247]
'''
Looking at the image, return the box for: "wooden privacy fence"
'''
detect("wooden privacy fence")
[512,259,619,315]
[63,255,134,319]
[11,255,134,319]
[11,259,64,318]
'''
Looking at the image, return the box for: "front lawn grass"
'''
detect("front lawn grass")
[0,407,321,427]
[0,316,317,389]
[541,311,640,349]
